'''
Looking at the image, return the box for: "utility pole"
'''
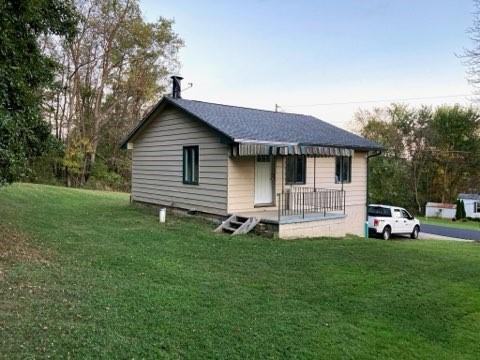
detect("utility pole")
[275,104,279,112]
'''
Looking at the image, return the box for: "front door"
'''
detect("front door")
[255,156,273,205]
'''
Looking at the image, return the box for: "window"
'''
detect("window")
[401,209,412,219]
[286,156,306,184]
[475,202,480,213]
[368,206,392,217]
[183,146,199,185]
[335,156,351,183]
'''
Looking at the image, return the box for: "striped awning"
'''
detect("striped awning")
[232,141,354,157]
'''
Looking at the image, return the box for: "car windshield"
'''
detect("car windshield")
[368,206,392,217]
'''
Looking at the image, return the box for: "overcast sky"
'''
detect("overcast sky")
[140,0,476,129]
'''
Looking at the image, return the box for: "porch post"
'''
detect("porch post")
[313,156,316,191]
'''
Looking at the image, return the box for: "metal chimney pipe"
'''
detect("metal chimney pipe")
[171,75,183,99]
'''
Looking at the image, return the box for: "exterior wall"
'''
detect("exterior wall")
[227,152,368,236]
[227,156,283,213]
[131,106,229,215]
[463,199,480,218]
[425,206,456,219]
[278,217,347,239]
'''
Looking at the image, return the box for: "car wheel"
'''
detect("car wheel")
[411,226,420,239]
[382,226,391,240]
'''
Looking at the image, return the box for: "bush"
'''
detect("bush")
[85,160,129,192]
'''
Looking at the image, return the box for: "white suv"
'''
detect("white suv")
[368,204,420,240]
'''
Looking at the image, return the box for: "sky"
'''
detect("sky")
[140,0,476,130]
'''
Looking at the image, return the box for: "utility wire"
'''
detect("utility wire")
[282,94,473,108]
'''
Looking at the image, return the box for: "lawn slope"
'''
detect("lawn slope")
[1,183,480,359]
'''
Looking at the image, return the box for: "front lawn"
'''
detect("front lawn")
[1,183,480,359]
[418,215,480,231]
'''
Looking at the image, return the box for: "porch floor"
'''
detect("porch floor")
[236,210,345,225]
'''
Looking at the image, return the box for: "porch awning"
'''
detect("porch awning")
[232,140,354,157]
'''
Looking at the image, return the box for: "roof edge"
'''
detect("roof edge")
[119,96,235,149]
[119,97,168,149]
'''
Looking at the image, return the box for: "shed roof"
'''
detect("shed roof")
[458,193,480,200]
[120,96,382,151]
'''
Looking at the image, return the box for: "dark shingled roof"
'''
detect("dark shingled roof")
[121,96,382,151]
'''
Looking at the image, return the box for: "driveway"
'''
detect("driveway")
[421,224,480,241]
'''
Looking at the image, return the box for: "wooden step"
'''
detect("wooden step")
[214,214,259,236]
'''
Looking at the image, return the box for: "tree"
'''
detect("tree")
[464,0,480,94]
[355,104,480,214]
[355,104,432,212]
[428,105,480,203]
[0,0,77,185]
[455,199,466,220]
[43,0,183,186]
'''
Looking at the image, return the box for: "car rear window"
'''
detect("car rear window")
[368,206,392,217]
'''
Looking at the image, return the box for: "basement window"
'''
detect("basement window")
[183,146,199,185]
[286,156,306,185]
[335,156,351,183]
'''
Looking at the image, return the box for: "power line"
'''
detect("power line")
[282,94,473,108]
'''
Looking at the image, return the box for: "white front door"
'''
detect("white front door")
[255,156,273,205]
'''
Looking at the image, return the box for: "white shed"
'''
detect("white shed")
[425,202,456,219]
[458,194,480,219]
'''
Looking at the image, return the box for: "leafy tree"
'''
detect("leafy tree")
[356,104,480,214]
[0,0,77,185]
[356,104,431,212]
[428,105,480,203]
[42,0,183,186]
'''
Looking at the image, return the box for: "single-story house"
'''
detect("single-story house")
[121,76,382,239]
[458,193,480,218]
[425,202,456,219]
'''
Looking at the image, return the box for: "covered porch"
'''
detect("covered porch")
[227,140,352,225]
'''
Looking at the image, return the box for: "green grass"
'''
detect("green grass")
[418,216,480,231]
[2,183,480,359]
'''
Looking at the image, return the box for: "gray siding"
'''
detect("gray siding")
[131,106,229,215]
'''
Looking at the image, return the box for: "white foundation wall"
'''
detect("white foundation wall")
[279,217,347,239]
[278,205,365,239]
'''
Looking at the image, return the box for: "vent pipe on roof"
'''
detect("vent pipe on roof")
[171,75,183,99]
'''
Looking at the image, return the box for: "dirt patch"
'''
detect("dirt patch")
[0,223,49,277]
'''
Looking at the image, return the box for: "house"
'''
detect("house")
[458,193,480,218]
[121,76,382,239]
[425,202,456,219]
